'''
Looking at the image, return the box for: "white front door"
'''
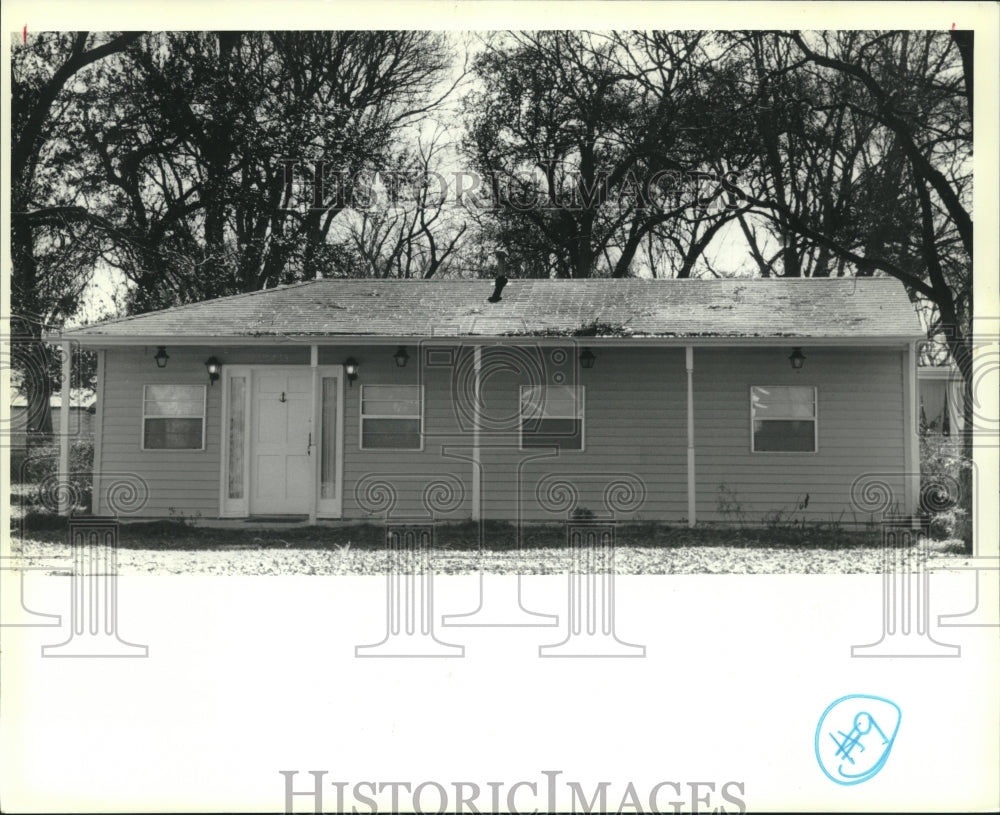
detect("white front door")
[251,369,313,515]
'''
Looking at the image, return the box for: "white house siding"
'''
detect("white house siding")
[93,343,908,523]
[692,347,907,523]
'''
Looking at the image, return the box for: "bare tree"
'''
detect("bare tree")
[11,31,141,432]
[335,124,468,279]
[463,31,748,278]
[74,31,458,309]
[728,31,971,388]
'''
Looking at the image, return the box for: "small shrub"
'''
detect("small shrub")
[12,436,95,512]
[18,512,71,533]
[17,437,95,478]
[928,507,970,542]
[920,432,972,547]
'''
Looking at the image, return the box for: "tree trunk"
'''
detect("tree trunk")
[201,32,241,282]
[571,211,596,278]
[613,222,645,278]
[11,215,53,436]
[949,332,975,554]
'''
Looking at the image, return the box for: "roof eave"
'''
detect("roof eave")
[48,332,926,347]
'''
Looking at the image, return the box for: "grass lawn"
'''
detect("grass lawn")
[10,515,969,575]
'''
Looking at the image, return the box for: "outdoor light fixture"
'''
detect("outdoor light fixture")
[204,356,221,385]
[344,357,359,386]
[393,346,410,368]
[154,346,170,368]
[789,347,806,370]
[580,347,596,369]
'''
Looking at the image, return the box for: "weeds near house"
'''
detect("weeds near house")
[761,493,816,531]
[717,483,865,540]
[167,508,204,527]
[716,484,749,529]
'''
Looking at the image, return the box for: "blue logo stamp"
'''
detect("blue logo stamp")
[815,695,901,786]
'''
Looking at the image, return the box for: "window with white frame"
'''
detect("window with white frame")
[520,385,584,450]
[750,386,817,452]
[360,385,423,450]
[142,384,206,450]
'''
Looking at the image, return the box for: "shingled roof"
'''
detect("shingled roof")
[59,277,924,342]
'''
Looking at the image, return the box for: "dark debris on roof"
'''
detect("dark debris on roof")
[61,278,924,341]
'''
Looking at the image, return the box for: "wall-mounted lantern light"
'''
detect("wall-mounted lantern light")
[344,357,359,386]
[393,346,410,368]
[788,347,806,370]
[154,346,170,368]
[205,356,221,385]
[580,347,597,369]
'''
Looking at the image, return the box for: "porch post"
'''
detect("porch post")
[309,345,319,525]
[903,342,919,518]
[471,345,482,522]
[686,346,696,528]
[58,340,72,516]
[91,350,105,514]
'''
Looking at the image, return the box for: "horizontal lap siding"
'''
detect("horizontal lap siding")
[479,347,687,522]
[97,347,223,518]
[331,344,472,521]
[96,344,474,520]
[693,347,906,523]
[336,344,686,523]
[94,343,909,524]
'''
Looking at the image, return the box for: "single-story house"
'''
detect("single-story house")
[50,277,926,525]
